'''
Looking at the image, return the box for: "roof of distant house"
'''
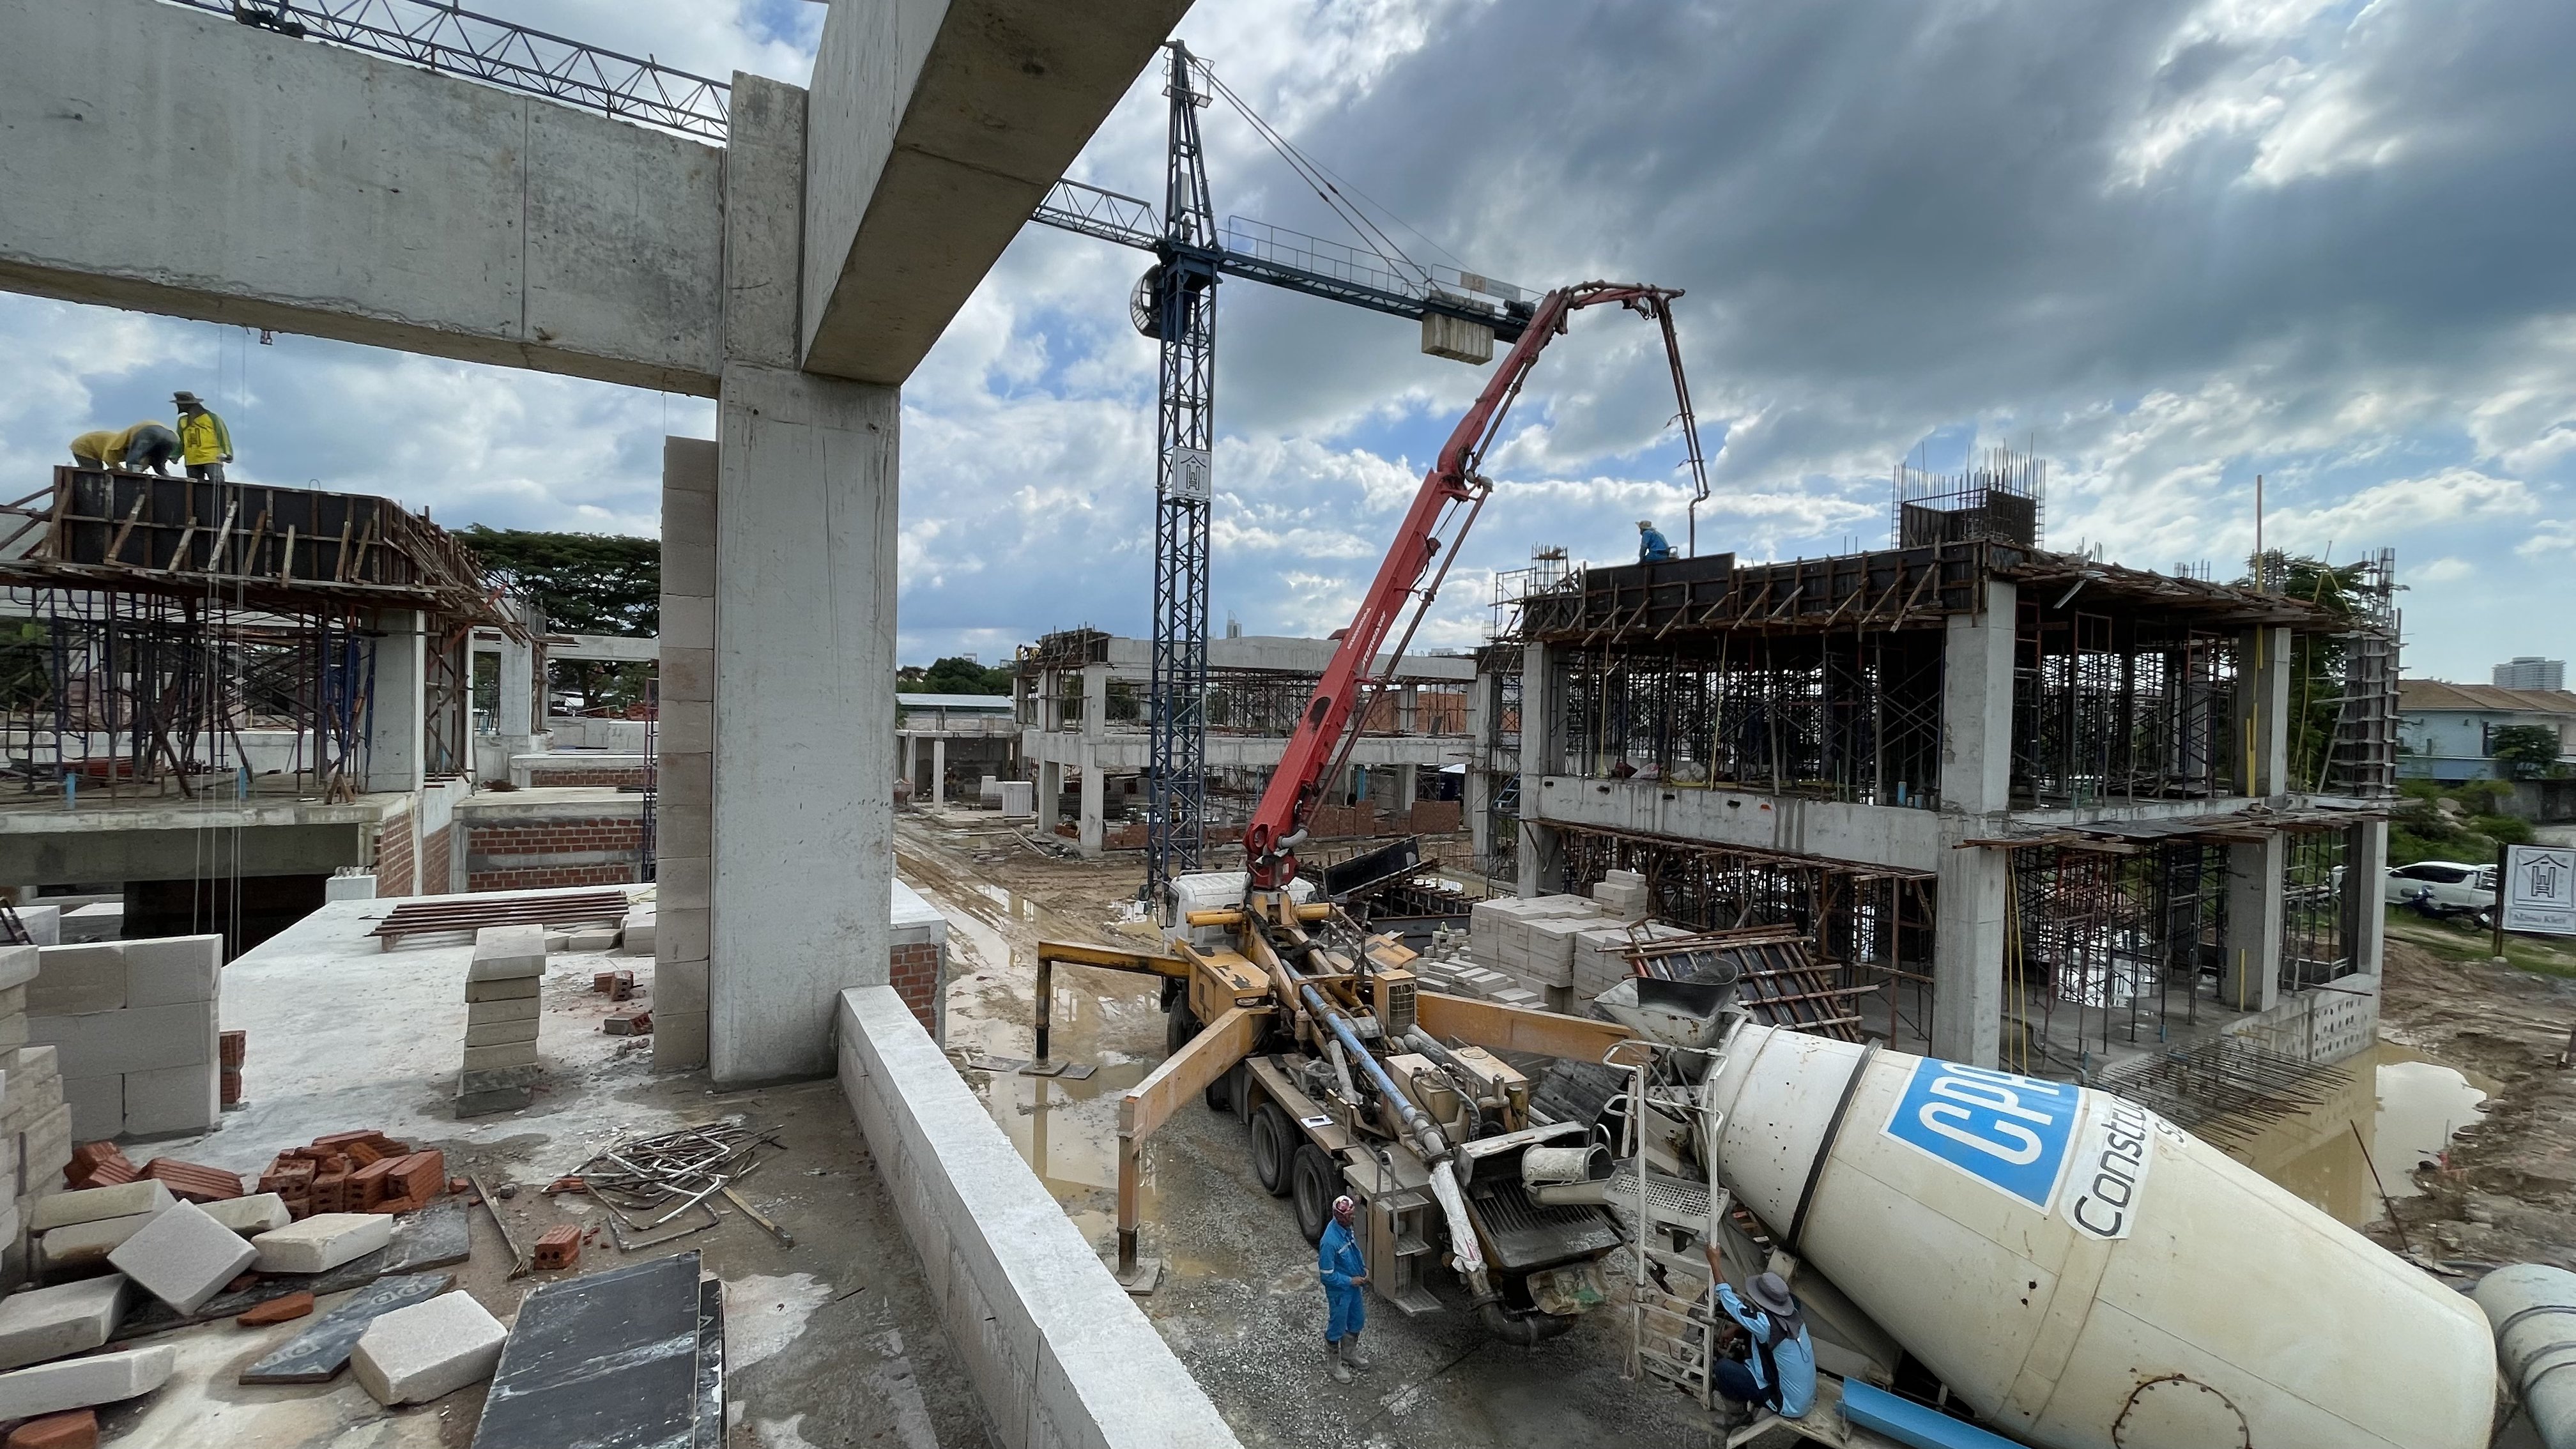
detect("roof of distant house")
[896,692,1015,711]
[2399,680,2576,714]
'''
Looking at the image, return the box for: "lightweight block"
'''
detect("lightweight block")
[118,937,221,1008]
[10,909,59,950]
[468,926,546,982]
[56,907,121,947]
[35,1003,215,1078]
[323,874,377,902]
[0,1275,129,1372]
[565,928,618,953]
[542,932,571,953]
[464,975,542,1002]
[24,949,123,1018]
[122,1066,220,1138]
[33,1213,155,1277]
[106,1201,257,1314]
[620,912,656,957]
[463,1018,540,1048]
[466,994,541,1025]
[252,1213,393,1273]
[0,1345,174,1420]
[0,946,37,993]
[351,1291,508,1406]
[27,1181,172,1233]
[201,1193,292,1236]
[461,1043,539,1073]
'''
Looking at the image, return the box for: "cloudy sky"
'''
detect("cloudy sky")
[6,0,2569,681]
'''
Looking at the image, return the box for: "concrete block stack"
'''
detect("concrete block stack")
[1446,892,1705,1009]
[29,1182,173,1281]
[462,926,545,1111]
[620,907,656,959]
[1588,869,1652,920]
[653,436,715,1073]
[0,944,72,1287]
[27,937,222,1140]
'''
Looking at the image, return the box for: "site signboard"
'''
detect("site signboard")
[2501,843,2576,937]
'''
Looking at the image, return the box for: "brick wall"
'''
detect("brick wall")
[419,825,452,896]
[464,816,644,892]
[375,817,416,898]
[521,764,653,788]
[891,942,940,1036]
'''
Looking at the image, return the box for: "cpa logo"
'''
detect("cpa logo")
[1882,1059,2081,1212]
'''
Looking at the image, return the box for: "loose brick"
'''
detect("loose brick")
[531,1224,579,1271]
[388,1152,444,1204]
[217,1031,246,1070]
[141,1159,243,1204]
[4,1409,97,1449]
[236,1291,314,1327]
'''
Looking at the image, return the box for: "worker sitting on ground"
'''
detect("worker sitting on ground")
[1638,518,1676,562]
[69,422,183,475]
[1319,1195,1370,1383]
[174,391,234,482]
[1706,1259,1815,1423]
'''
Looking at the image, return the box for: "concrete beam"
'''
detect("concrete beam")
[800,0,1192,384]
[0,0,723,394]
[0,823,367,888]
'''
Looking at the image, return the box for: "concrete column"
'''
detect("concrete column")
[1082,662,1109,739]
[901,733,917,792]
[655,438,718,1071]
[496,599,538,749]
[1398,684,1418,735]
[1038,758,1063,827]
[1040,668,1063,732]
[710,360,899,1085]
[930,737,947,808]
[1078,756,1105,857]
[1395,763,1419,808]
[1930,578,2016,1067]
[1517,640,1564,897]
[2222,835,2285,1013]
[2347,818,2388,977]
[1468,768,1494,868]
[365,609,425,793]
[2235,625,2292,798]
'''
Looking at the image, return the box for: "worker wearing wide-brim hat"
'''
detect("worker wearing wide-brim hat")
[174,391,233,482]
[1705,1258,1816,1423]
[1637,518,1676,563]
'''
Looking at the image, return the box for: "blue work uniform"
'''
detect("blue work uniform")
[1711,1283,1816,1418]
[1317,1219,1367,1342]
[1639,526,1676,562]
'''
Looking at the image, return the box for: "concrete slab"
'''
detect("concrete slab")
[34,1212,156,1278]
[198,1194,290,1236]
[252,1213,393,1274]
[351,1291,507,1406]
[0,1274,128,1371]
[106,1202,257,1314]
[468,927,546,982]
[27,1181,172,1233]
[0,1344,173,1420]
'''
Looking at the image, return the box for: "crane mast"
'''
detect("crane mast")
[1242,282,1701,890]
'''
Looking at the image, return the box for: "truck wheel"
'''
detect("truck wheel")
[1291,1144,1337,1245]
[1204,1059,1237,1114]
[1251,1102,1296,1197]
[1165,998,1199,1057]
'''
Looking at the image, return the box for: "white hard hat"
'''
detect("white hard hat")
[1637,519,1655,529]
[1331,1195,1356,1220]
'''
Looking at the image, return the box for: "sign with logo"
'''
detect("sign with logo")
[1881,1059,2082,1213]
[2503,845,2576,937]
[2058,1097,2161,1240]
[1165,447,1212,502]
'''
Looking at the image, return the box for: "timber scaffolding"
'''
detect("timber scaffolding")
[0,467,514,797]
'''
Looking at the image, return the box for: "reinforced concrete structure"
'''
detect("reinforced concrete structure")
[1472,486,2400,1080]
[1015,629,1471,857]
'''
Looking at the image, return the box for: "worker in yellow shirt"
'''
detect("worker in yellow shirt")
[174,392,234,482]
[68,423,182,475]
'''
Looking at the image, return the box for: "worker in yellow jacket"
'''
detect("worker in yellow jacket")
[68,422,182,475]
[174,392,234,482]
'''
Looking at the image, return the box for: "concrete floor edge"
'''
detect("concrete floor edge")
[834,985,1245,1449]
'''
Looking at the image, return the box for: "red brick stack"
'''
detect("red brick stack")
[141,1158,243,1203]
[218,1030,247,1107]
[63,1142,137,1190]
[369,1151,448,1214]
[256,1131,413,1220]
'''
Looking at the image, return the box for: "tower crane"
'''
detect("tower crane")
[1026,41,1554,903]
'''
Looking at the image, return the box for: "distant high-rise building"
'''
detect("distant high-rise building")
[2494,657,2566,691]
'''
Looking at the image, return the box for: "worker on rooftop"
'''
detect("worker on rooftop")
[68,422,181,476]
[1705,1255,1815,1426]
[1318,1194,1370,1383]
[1637,518,1675,563]
[174,392,234,482]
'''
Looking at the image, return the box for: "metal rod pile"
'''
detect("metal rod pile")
[572,1123,783,1249]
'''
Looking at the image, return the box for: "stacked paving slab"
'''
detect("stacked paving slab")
[461,926,544,1114]
[26,937,222,1141]
[0,943,71,1287]
[1424,877,1692,1013]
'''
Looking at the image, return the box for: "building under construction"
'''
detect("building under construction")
[1468,455,2402,1082]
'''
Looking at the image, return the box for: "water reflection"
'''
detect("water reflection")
[2236,1039,2494,1227]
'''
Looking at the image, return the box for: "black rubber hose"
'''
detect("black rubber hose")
[1479,1299,1576,1347]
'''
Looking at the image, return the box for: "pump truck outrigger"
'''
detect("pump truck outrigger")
[1034,282,1710,1344]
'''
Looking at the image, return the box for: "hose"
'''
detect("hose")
[1479,1299,1576,1347]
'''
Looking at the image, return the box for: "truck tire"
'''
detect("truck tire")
[1204,1058,1236,1114]
[1165,998,1199,1057]
[1291,1144,1337,1245]
[1251,1102,1296,1197]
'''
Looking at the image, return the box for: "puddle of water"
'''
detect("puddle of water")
[2237,1039,2495,1226]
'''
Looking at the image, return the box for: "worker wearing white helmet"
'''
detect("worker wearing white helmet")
[1638,519,1676,563]
[1317,1194,1369,1383]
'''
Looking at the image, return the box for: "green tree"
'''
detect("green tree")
[2237,551,2368,790]
[458,526,660,713]
[905,656,1013,695]
[2491,724,2562,780]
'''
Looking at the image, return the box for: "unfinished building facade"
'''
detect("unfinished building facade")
[1016,629,1473,857]
[1471,469,2400,1080]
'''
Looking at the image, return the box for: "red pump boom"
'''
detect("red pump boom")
[1241,281,1703,890]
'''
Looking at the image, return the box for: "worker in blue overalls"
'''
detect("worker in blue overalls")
[1707,1258,1816,1423]
[1318,1194,1370,1383]
[1638,518,1676,562]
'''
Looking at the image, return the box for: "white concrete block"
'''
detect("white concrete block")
[120,935,221,1007]
[12,907,59,948]
[565,927,618,953]
[468,925,546,981]
[121,1063,220,1137]
[464,974,540,1002]
[200,1193,291,1236]
[27,1180,173,1233]
[57,903,123,946]
[107,1200,257,1313]
[351,1291,508,1406]
[252,1212,393,1273]
[0,1343,174,1419]
[465,994,541,1025]
[620,910,656,957]
[60,1075,119,1142]
[543,931,571,952]
[0,946,37,992]
[0,1273,129,1371]
[27,946,124,1016]
[324,873,378,901]
[463,1017,539,1047]
[34,1211,156,1276]
[36,1002,214,1078]
[461,1043,539,1072]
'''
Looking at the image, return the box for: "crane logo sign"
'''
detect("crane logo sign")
[2503,845,2576,937]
